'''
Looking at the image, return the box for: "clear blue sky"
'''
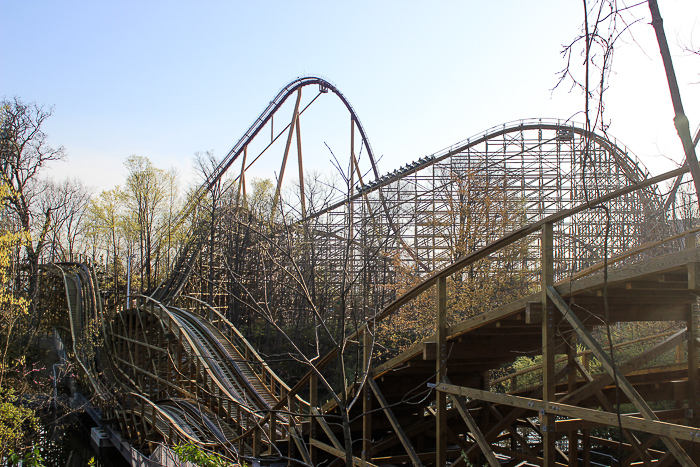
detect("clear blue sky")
[1,1,699,193]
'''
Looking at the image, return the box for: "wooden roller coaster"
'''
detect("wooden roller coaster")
[40,77,700,466]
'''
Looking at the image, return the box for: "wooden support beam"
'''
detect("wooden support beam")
[582,429,591,466]
[541,223,556,466]
[362,326,373,464]
[547,285,695,465]
[688,301,700,423]
[310,407,342,451]
[566,360,656,466]
[559,328,687,406]
[449,393,500,467]
[556,408,688,431]
[438,382,700,443]
[436,276,447,467]
[309,439,379,467]
[490,445,568,467]
[624,435,663,465]
[295,113,305,217]
[566,333,578,467]
[271,88,303,221]
[368,378,423,466]
[483,400,537,457]
[309,372,318,465]
[464,366,568,459]
[288,421,313,466]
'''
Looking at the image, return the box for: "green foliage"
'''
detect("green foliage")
[0,389,40,460]
[0,182,44,462]
[6,445,45,467]
[172,443,228,467]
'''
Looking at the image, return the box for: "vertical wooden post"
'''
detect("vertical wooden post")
[567,332,579,466]
[287,395,294,467]
[541,222,556,466]
[362,325,373,464]
[582,429,590,466]
[687,234,699,428]
[270,410,277,451]
[688,302,699,424]
[436,276,447,467]
[253,422,261,458]
[310,372,318,465]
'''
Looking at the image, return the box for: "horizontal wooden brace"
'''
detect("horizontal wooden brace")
[555,408,689,431]
[112,333,171,352]
[436,383,700,442]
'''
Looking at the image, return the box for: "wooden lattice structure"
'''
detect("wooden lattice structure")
[40,77,700,466]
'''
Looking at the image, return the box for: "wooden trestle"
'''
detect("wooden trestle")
[277,167,700,466]
[348,236,700,466]
[38,157,700,464]
[42,182,700,466]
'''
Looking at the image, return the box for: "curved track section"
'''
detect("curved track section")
[152,76,380,303]
[108,294,303,458]
[41,262,110,399]
[179,118,673,363]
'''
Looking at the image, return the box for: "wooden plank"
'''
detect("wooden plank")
[556,408,688,431]
[309,439,378,467]
[449,393,500,467]
[438,383,700,442]
[368,378,423,466]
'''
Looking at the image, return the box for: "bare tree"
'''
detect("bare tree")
[0,97,66,348]
[45,178,92,262]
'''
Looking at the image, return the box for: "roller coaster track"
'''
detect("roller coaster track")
[43,263,248,451]
[152,76,425,302]
[167,305,275,411]
[39,75,700,465]
[44,166,700,465]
